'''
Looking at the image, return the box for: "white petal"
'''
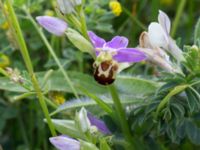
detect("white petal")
[158,10,171,34]
[148,22,169,48]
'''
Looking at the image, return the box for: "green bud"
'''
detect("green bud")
[76,107,91,133]
[65,28,95,58]
[80,140,99,150]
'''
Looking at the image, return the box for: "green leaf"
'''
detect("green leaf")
[194,17,200,44]
[185,119,200,145]
[170,102,185,120]
[115,75,159,97]
[186,89,200,113]
[0,71,159,97]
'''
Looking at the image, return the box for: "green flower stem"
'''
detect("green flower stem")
[155,84,188,118]
[79,7,90,41]
[79,86,114,117]
[5,0,56,136]
[171,0,186,37]
[25,11,79,99]
[108,84,134,149]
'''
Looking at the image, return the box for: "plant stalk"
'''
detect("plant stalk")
[108,84,134,149]
[5,0,56,136]
[171,0,186,37]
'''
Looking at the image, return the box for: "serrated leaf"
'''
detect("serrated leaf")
[170,102,185,120]
[186,89,200,113]
[156,85,188,117]
[185,119,200,145]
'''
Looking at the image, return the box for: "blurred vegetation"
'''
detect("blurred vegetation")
[0,0,200,149]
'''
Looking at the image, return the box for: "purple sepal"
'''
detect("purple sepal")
[49,135,80,150]
[113,48,146,63]
[36,16,68,36]
[87,112,111,135]
[105,36,128,49]
[88,31,106,48]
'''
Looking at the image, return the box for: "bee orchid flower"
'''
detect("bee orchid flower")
[88,31,146,85]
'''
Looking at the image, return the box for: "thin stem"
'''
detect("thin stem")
[25,11,79,99]
[79,7,90,41]
[108,84,134,149]
[79,86,114,116]
[122,6,147,31]
[5,0,56,136]
[171,0,186,37]
[190,80,200,86]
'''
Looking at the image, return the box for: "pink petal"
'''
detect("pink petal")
[88,31,106,48]
[105,36,128,49]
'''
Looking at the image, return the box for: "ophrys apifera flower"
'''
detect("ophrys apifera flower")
[88,31,146,85]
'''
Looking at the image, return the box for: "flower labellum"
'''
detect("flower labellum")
[49,135,80,150]
[93,60,118,85]
[36,16,67,36]
[88,31,146,85]
[87,112,111,134]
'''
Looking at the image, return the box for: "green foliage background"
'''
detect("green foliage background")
[1,0,200,150]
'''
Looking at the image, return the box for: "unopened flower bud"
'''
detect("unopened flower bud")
[65,28,95,57]
[76,108,91,133]
[36,16,68,36]
[49,136,80,150]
